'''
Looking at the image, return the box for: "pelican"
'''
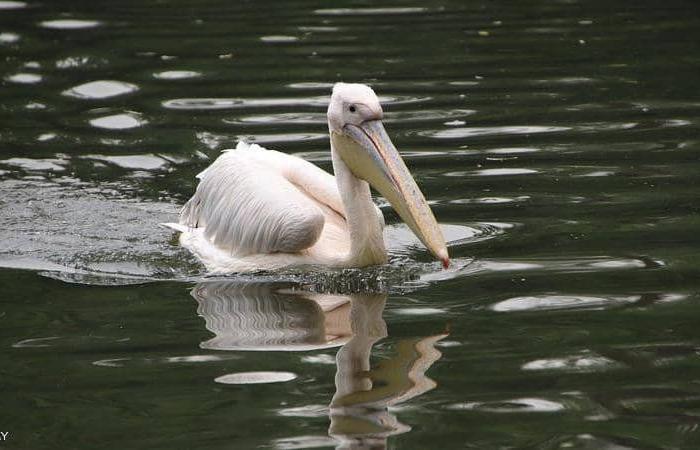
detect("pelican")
[165,83,449,273]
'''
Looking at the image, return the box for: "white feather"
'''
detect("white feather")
[172,141,382,273]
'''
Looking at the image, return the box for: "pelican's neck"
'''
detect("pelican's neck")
[331,136,387,267]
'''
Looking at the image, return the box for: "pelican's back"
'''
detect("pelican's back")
[179,142,342,258]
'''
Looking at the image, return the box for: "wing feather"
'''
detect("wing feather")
[180,142,342,257]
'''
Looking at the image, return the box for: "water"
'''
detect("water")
[1,0,700,448]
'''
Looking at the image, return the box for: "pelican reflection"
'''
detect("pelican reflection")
[191,281,447,448]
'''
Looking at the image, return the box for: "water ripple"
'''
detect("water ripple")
[260,35,299,43]
[0,1,26,9]
[421,125,571,139]
[83,154,168,171]
[314,7,427,15]
[39,19,102,30]
[224,112,324,125]
[0,32,20,43]
[5,73,42,84]
[153,70,201,80]
[89,113,146,130]
[63,80,138,99]
[163,95,428,111]
[447,398,566,413]
[492,294,642,312]
[215,371,297,385]
[522,352,622,372]
[236,133,327,144]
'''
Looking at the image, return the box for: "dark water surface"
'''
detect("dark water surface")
[2,0,700,448]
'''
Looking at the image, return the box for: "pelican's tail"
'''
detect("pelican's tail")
[160,222,189,233]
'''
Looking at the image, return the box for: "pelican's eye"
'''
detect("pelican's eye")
[348,104,357,113]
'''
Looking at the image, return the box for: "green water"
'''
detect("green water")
[1,0,700,448]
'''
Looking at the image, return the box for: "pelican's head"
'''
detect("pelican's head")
[328,83,449,268]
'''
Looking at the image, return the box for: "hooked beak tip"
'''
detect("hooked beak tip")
[438,249,450,269]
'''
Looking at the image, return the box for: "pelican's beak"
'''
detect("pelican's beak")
[336,120,449,268]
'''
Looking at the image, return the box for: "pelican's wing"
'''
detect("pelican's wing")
[179,142,344,256]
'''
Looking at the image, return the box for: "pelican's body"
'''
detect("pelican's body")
[166,83,448,273]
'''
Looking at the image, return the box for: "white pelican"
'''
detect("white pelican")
[165,83,449,273]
